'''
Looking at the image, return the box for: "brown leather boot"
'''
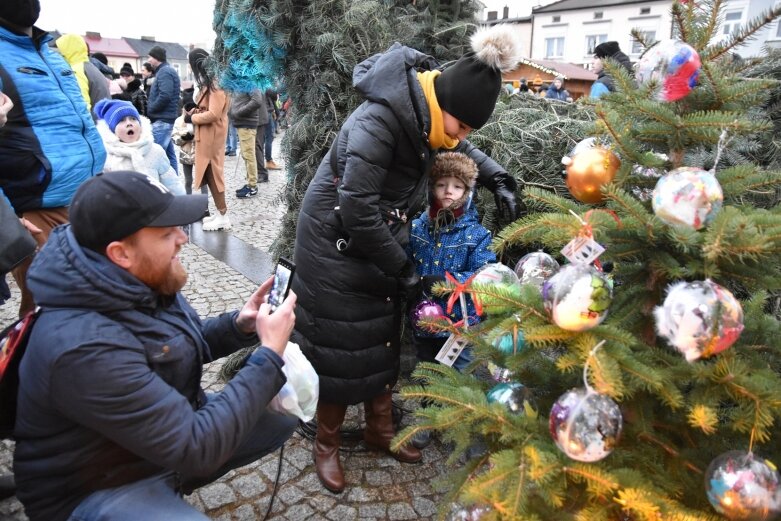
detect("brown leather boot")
[313,401,348,493]
[363,392,422,463]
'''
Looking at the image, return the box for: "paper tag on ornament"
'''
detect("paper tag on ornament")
[561,235,605,265]
[435,334,469,367]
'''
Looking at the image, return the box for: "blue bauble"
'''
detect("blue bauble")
[492,330,525,355]
[487,382,535,415]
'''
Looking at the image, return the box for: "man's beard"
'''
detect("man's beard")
[136,253,188,296]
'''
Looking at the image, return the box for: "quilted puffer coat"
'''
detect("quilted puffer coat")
[291,42,512,404]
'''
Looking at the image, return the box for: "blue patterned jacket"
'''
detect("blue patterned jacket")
[408,199,496,337]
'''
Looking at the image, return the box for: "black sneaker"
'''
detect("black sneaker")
[236,185,258,198]
[235,184,248,195]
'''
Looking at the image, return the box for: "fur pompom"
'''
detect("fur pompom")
[470,24,523,72]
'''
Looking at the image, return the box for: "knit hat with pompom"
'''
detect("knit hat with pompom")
[435,24,523,129]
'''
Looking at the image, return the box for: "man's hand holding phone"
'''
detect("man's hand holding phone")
[256,288,296,357]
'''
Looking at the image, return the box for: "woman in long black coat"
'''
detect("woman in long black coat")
[291,24,523,493]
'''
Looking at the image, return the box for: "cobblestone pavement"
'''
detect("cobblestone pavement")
[0,133,452,520]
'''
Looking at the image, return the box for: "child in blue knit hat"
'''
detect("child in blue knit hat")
[94,99,184,195]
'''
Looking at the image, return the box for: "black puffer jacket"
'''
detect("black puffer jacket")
[291,43,514,405]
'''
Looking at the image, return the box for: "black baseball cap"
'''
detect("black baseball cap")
[70,171,207,251]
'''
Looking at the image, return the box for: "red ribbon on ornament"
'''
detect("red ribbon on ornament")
[444,271,483,317]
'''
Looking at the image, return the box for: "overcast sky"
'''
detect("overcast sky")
[37,0,218,47]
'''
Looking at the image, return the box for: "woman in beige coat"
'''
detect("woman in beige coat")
[187,48,231,231]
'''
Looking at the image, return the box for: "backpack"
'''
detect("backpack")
[0,308,40,439]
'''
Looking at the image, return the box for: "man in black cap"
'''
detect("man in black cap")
[590,40,634,98]
[147,45,181,173]
[13,171,298,521]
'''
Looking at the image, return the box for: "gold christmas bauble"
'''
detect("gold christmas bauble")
[565,148,620,204]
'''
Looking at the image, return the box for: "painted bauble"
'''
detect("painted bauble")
[705,450,781,520]
[474,262,520,288]
[654,280,744,362]
[487,382,535,415]
[542,264,613,331]
[636,39,701,102]
[652,167,723,230]
[514,251,560,290]
[409,299,446,335]
[549,387,622,462]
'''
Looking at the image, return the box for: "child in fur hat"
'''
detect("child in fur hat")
[407,151,497,447]
[408,152,496,367]
[94,99,184,195]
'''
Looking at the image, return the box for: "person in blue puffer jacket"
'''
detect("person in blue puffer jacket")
[0,0,106,318]
[407,151,496,448]
[408,151,497,367]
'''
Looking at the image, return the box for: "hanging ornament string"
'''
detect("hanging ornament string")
[710,126,732,175]
[582,340,607,394]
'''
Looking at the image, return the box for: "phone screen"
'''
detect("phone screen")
[268,258,295,312]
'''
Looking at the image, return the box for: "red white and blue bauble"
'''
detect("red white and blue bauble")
[542,264,613,332]
[549,387,622,462]
[705,450,781,520]
[636,39,701,102]
[514,251,560,290]
[652,167,723,230]
[654,280,744,362]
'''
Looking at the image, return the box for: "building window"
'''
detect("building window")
[586,34,608,54]
[640,7,651,15]
[631,31,656,54]
[552,15,561,23]
[723,10,743,35]
[594,11,603,20]
[545,37,565,58]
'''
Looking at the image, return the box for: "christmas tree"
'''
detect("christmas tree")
[396,1,781,519]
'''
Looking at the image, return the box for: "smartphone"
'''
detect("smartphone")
[268,257,295,312]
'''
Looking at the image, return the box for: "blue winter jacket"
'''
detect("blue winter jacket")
[408,198,496,337]
[0,26,106,212]
[13,226,286,521]
[146,61,181,123]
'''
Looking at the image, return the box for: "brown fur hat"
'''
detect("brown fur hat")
[429,152,478,210]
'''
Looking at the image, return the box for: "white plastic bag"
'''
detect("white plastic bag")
[268,341,319,421]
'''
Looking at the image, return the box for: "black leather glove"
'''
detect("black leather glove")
[421,275,445,297]
[396,260,421,299]
[493,177,518,221]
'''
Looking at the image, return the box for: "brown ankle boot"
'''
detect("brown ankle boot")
[313,401,348,493]
[363,392,422,463]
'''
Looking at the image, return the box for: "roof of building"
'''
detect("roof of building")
[83,33,138,58]
[533,0,668,13]
[123,37,189,61]
[484,15,532,25]
[520,58,597,81]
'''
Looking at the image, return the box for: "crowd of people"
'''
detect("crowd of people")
[0,0,641,518]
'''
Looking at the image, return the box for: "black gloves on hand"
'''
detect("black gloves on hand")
[396,260,422,299]
[493,177,518,221]
[421,275,445,297]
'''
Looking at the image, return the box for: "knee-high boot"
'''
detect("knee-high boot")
[313,401,348,493]
[363,392,422,463]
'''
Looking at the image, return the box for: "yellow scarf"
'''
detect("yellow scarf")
[416,70,459,151]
